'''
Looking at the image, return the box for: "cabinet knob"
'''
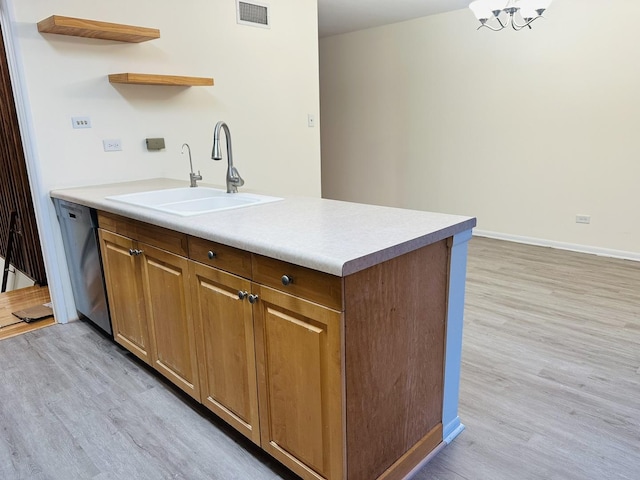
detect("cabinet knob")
[207,251,216,260]
[248,294,259,304]
[238,291,248,300]
[281,275,294,286]
[129,248,143,256]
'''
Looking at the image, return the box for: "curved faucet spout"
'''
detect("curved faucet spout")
[212,121,244,193]
[212,122,231,163]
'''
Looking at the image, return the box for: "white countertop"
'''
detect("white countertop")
[51,178,476,276]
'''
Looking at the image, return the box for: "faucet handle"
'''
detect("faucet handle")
[189,171,203,187]
[229,166,244,187]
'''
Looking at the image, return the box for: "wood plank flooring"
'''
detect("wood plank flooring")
[0,286,54,340]
[0,237,638,479]
[417,237,640,480]
[0,321,296,480]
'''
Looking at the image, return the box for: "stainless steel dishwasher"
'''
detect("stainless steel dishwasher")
[54,198,112,335]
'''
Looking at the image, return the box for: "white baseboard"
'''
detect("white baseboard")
[473,229,640,263]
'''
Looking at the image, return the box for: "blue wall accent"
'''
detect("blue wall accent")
[442,228,472,443]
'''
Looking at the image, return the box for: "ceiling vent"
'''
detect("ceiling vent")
[237,1,270,29]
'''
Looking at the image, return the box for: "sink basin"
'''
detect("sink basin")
[106,187,282,216]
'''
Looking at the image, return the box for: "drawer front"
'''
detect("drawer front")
[98,211,188,256]
[252,255,343,311]
[188,236,252,279]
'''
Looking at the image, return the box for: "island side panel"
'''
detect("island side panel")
[343,239,449,480]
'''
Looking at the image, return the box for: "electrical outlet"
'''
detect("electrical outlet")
[103,139,122,152]
[576,214,591,224]
[72,116,91,129]
[308,114,316,127]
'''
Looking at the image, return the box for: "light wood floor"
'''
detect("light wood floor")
[0,237,638,479]
[0,285,55,340]
[417,237,640,480]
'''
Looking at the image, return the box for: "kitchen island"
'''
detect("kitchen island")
[51,178,476,480]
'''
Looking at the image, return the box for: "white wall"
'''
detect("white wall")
[3,0,321,322]
[320,0,640,258]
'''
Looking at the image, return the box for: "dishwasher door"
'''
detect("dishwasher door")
[54,199,112,335]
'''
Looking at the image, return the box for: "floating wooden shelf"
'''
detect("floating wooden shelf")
[108,73,214,87]
[37,15,160,43]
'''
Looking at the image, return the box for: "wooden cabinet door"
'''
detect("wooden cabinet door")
[190,262,260,444]
[98,229,151,364]
[140,242,200,400]
[253,284,344,480]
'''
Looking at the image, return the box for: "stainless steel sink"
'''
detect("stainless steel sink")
[106,187,282,216]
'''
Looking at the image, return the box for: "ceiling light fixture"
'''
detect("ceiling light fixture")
[469,0,553,31]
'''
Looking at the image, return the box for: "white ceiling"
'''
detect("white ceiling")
[317,0,473,37]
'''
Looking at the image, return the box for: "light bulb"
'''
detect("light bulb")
[517,0,539,19]
[485,0,509,13]
[469,0,493,20]
[530,0,553,11]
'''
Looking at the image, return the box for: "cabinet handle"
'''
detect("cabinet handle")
[281,275,294,286]
[129,248,143,256]
[207,251,216,260]
[238,291,248,300]
[248,294,259,304]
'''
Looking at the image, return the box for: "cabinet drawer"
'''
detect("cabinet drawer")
[188,236,252,278]
[98,211,188,256]
[252,255,343,310]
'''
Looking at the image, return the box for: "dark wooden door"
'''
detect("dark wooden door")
[0,22,46,287]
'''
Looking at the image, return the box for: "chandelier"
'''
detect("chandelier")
[469,0,553,31]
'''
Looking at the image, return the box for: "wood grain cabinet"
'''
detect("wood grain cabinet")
[98,221,200,401]
[189,261,260,444]
[251,283,343,480]
[189,239,343,477]
[139,242,200,401]
[99,229,151,364]
[98,211,453,480]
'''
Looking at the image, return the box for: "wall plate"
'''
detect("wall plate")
[146,138,165,151]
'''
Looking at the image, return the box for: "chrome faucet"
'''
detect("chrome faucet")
[212,121,244,193]
[182,143,202,187]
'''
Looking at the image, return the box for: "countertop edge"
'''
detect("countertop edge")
[51,181,477,277]
[341,219,476,276]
